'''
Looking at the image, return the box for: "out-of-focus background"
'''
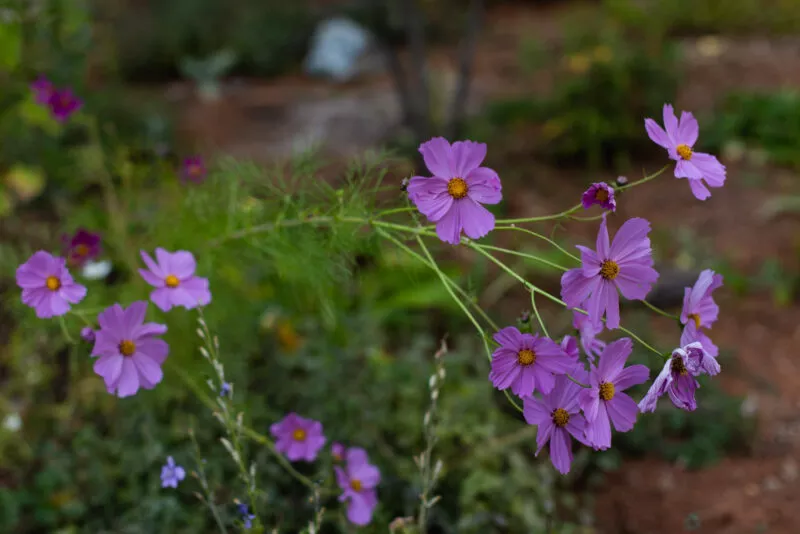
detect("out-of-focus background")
[2,0,800,532]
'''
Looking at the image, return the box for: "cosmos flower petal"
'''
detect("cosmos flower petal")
[465,167,502,204]
[450,140,487,177]
[549,428,574,474]
[606,393,638,432]
[677,111,699,146]
[459,198,495,240]
[644,118,671,149]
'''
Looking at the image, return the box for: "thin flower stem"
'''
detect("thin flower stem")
[471,243,569,272]
[529,291,549,337]
[493,226,581,263]
[375,228,499,331]
[495,204,582,224]
[617,164,670,193]
[374,206,417,217]
[189,423,228,534]
[58,316,74,344]
[641,299,679,320]
[567,214,605,222]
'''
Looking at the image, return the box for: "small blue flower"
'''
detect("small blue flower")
[237,502,256,529]
[220,382,232,397]
[160,456,186,488]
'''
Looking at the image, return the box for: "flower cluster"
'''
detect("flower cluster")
[408,103,726,474]
[30,76,82,123]
[270,413,381,525]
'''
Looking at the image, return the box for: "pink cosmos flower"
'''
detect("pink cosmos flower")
[638,341,719,413]
[561,216,659,329]
[335,447,381,525]
[270,413,326,462]
[16,251,87,318]
[407,137,502,245]
[523,373,591,474]
[573,310,605,362]
[139,248,211,312]
[91,301,169,398]
[181,156,207,184]
[581,182,616,211]
[679,269,723,357]
[30,76,54,105]
[579,338,649,450]
[48,88,82,122]
[63,228,101,268]
[645,104,726,200]
[489,326,576,397]
[561,335,579,361]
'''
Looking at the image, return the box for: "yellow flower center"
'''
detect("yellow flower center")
[45,276,61,291]
[600,260,620,280]
[75,244,89,257]
[599,381,615,401]
[165,274,180,288]
[292,428,307,442]
[552,408,570,428]
[350,479,363,492]
[676,144,693,160]
[687,313,701,329]
[670,356,689,376]
[595,188,609,202]
[517,349,536,366]
[447,177,468,199]
[119,340,136,356]
[189,164,203,176]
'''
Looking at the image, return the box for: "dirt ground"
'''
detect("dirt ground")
[168,3,800,532]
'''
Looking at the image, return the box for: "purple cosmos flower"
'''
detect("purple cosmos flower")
[407,137,502,245]
[573,310,606,362]
[139,248,211,312]
[523,374,591,474]
[335,447,380,526]
[181,156,207,184]
[160,456,186,488]
[237,503,256,529]
[638,342,718,413]
[579,338,649,450]
[489,326,576,397]
[91,302,169,398]
[645,104,726,200]
[30,76,54,105]
[581,182,616,211]
[270,413,326,462]
[47,88,82,122]
[63,228,101,268]
[80,326,96,343]
[332,442,346,462]
[680,322,719,359]
[16,251,87,318]
[561,216,659,329]
[679,269,723,356]
[561,335,579,361]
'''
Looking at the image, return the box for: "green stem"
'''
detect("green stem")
[493,226,580,263]
[641,299,679,320]
[529,291,549,337]
[472,243,568,272]
[58,316,74,344]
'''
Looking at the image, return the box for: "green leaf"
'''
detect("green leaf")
[18,96,60,135]
[0,19,22,71]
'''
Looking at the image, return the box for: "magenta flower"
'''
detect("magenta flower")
[638,342,718,413]
[679,269,723,356]
[332,442,346,462]
[489,326,576,397]
[680,322,718,359]
[335,447,380,525]
[581,182,616,211]
[573,310,605,362]
[645,104,726,200]
[561,335,579,361]
[47,88,82,122]
[407,137,502,245]
[139,248,211,312]
[579,338,649,450]
[270,413,326,462]
[523,374,591,474]
[63,228,101,268]
[561,216,659,329]
[181,156,207,184]
[91,301,169,398]
[16,251,87,318]
[30,76,54,105]
[80,326,96,343]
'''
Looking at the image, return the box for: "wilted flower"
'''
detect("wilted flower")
[181,156,207,184]
[580,338,649,450]
[561,216,658,329]
[16,251,87,318]
[638,342,718,413]
[560,335,579,361]
[91,301,169,398]
[407,137,502,245]
[523,373,591,474]
[335,447,381,525]
[645,104,726,200]
[489,326,575,397]
[680,269,723,357]
[160,456,186,488]
[47,88,82,122]
[581,182,616,211]
[270,413,326,462]
[63,228,101,268]
[139,248,211,312]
